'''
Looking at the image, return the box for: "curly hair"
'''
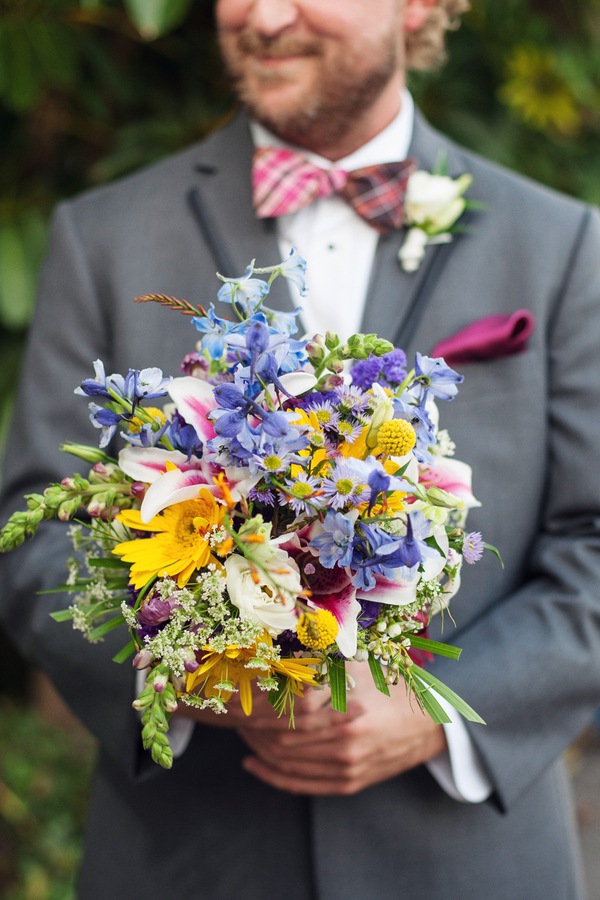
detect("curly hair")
[406,0,471,71]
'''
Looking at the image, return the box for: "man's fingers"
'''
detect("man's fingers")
[242,756,361,796]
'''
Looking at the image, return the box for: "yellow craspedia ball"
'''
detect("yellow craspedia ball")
[376,418,416,456]
[296,609,339,650]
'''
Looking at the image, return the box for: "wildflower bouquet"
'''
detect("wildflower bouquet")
[0,252,495,769]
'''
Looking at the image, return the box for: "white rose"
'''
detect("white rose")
[405,171,472,231]
[225,551,301,637]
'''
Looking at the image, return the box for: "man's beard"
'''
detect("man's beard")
[219,29,399,151]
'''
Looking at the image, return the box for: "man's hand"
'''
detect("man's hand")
[237,661,447,795]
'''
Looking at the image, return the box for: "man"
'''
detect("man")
[1,1,599,898]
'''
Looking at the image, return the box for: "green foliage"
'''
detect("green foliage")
[0,700,95,900]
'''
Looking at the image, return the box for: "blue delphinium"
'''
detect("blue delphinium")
[217,265,269,313]
[374,510,441,581]
[310,510,357,568]
[414,352,463,402]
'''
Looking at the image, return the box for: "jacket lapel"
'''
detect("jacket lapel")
[188,112,295,315]
[361,110,471,351]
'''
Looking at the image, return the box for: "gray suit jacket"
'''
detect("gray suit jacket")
[2,110,600,900]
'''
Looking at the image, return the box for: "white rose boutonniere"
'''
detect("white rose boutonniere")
[399,160,480,272]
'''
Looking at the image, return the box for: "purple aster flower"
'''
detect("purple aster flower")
[463,531,484,564]
[308,401,340,431]
[335,384,370,414]
[335,420,363,444]
[248,486,276,507]
[320,461,369,510]
[283,471,323,515]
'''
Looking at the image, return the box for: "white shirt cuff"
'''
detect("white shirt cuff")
[426,691,492,803]
[135,668,195,759]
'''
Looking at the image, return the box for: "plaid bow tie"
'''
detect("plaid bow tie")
[252,147,416,234]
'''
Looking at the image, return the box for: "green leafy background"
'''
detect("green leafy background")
[1,0,600,896]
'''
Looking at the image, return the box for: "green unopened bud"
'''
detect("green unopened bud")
[329,358,344,374]
[363,333,377,350]
[305,341,325,363]
[60,442,116,465]
[373,339,394,356]
[317,374,344,392]
[352,347,369,360]
[426,487,464,509]
[347,334,361,348]
[25,494,45,511]
[325,331,340,350]
[58,498,81,522]
[142,722,156,742]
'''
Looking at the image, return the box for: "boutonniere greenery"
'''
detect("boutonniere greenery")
[399,157,484,273]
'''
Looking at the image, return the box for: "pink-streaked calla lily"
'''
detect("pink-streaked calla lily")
[139,461,261,523]
[355,572,418,607]
[118,447,205,483]
[311,582,362,658]
[167,376,217,441]
[419,457,480,508]
[140,461,217,522]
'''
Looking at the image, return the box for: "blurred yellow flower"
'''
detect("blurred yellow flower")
[187,631,320,715]
[499,46,580,136]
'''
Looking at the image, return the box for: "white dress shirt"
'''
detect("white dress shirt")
[162,91,493,804]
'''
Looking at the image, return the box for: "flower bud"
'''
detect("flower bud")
[184,653,199,673]
[329,358,344,374]
[373,339,394,356]
[58,498,80,521]
[318,374,344,392]
[306,341,325,362]
[171,673,187,693]
[347,334,361,348]
[153,672,169,693]
[387,623,403,638]
[61,477,77,491]
[325,331,340,350]
[130,482,146,499]
[92,462,108,477]
[376,620,387,632]
[164,697,178,713]
[133,649,153,669]
[426,487,464,509]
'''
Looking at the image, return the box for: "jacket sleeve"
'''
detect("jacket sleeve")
[0,201,140,775]
[432,206,600,812]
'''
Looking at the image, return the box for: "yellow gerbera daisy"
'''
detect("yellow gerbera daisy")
[187,631,320,716]
[113,488,226,589]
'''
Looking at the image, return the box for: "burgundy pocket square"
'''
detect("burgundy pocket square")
[431,309,535,367]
